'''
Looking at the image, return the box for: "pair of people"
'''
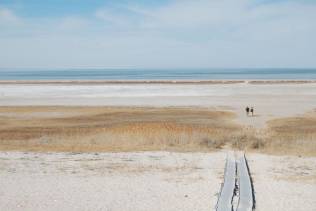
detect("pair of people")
[245,106,254,116]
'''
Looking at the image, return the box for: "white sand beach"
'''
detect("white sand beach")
[1,82,316,127]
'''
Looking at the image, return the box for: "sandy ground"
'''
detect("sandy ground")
[247,153,316,211]
[1,151,315,211]
[1,82,315,127]
[0,151,225,211]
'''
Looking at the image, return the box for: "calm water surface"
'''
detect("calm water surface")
[0,68,315,80]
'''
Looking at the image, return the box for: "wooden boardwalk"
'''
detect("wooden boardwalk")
[216,152,255,211]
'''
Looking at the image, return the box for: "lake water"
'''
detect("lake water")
[0,68,315,80]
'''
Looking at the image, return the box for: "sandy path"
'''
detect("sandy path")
[0,151,225,211]
[247,153,316,211]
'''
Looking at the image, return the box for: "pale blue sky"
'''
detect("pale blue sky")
[0,0,315,69]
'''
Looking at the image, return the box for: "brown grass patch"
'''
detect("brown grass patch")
[1,106,315,155]
[232,111,316,156]
[0,106,240,152]
[261,112,316,156]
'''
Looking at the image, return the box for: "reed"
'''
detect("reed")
[0,106,315,155]
[0,106,239,152]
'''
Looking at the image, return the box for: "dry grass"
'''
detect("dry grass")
[261,112,316,156]
[0,106,240,152]
[230,111,316,156]
[1,106,315,155]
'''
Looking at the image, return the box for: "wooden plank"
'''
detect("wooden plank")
[237,155,254,211]
[216,153,236,211]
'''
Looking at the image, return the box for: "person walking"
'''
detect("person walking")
[250,107,254,116]
[245,106,250,116]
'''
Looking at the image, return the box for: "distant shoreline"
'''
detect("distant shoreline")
[1,79,316,85]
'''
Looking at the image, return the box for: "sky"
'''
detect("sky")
[0,0,315,69]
